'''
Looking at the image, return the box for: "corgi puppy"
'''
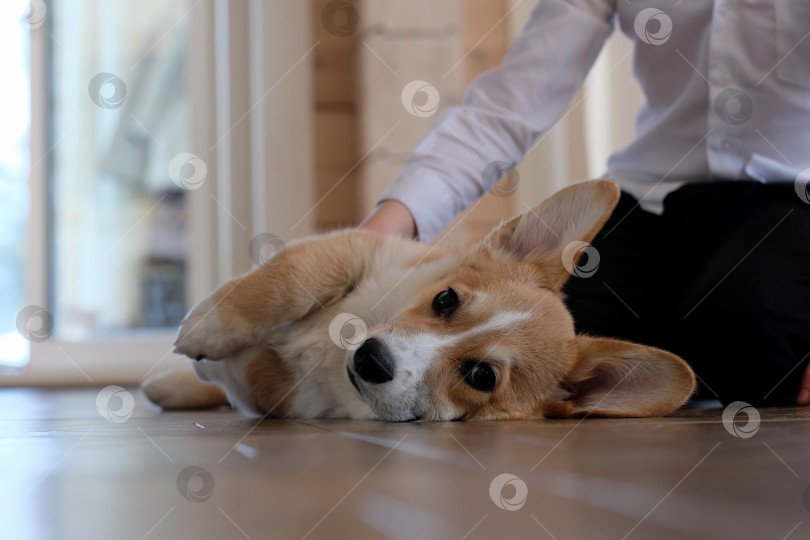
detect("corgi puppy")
[143,180,695,421]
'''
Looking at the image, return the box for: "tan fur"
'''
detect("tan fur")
[144,180,696,421]
[142,369,228,409]
[244,346,294,416]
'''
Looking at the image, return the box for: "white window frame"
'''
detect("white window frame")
[4,0,314,386]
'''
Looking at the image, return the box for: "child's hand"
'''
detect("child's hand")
[359,200,418,239]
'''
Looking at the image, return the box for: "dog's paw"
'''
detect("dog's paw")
[174,295,247,361]
[142,369,229,409]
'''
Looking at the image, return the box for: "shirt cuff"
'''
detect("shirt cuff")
[378,165,458,243]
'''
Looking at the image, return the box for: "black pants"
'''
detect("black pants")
[562,181,810,406]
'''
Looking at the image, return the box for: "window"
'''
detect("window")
[6,0,204,382]
[3,0,315,385]
[49,1,193,338]
[0,1,32,369]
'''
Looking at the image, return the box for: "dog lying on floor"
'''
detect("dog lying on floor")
[143,180,695,421]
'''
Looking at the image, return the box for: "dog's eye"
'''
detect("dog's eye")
[459,361,496,392]
[432,287,459,316]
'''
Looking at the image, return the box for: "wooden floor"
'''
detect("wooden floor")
[1,388,809,540]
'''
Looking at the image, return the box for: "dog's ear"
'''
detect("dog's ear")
[482,180,620,290]
[547,336,695,418]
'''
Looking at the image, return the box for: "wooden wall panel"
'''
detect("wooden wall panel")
[312,0,360,230]
[358,33,464,211]
[314,110,359,229]
[312,0,510,238]
[432,0,513,246]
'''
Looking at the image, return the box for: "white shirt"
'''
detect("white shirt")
[380,0,810,241]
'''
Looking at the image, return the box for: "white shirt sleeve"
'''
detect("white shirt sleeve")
[379,0,616,241]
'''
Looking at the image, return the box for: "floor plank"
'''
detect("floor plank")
[1,388,808,540]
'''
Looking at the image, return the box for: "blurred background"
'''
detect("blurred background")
[1,0,642,385]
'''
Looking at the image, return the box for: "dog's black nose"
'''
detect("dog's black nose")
[353,338,395,384]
